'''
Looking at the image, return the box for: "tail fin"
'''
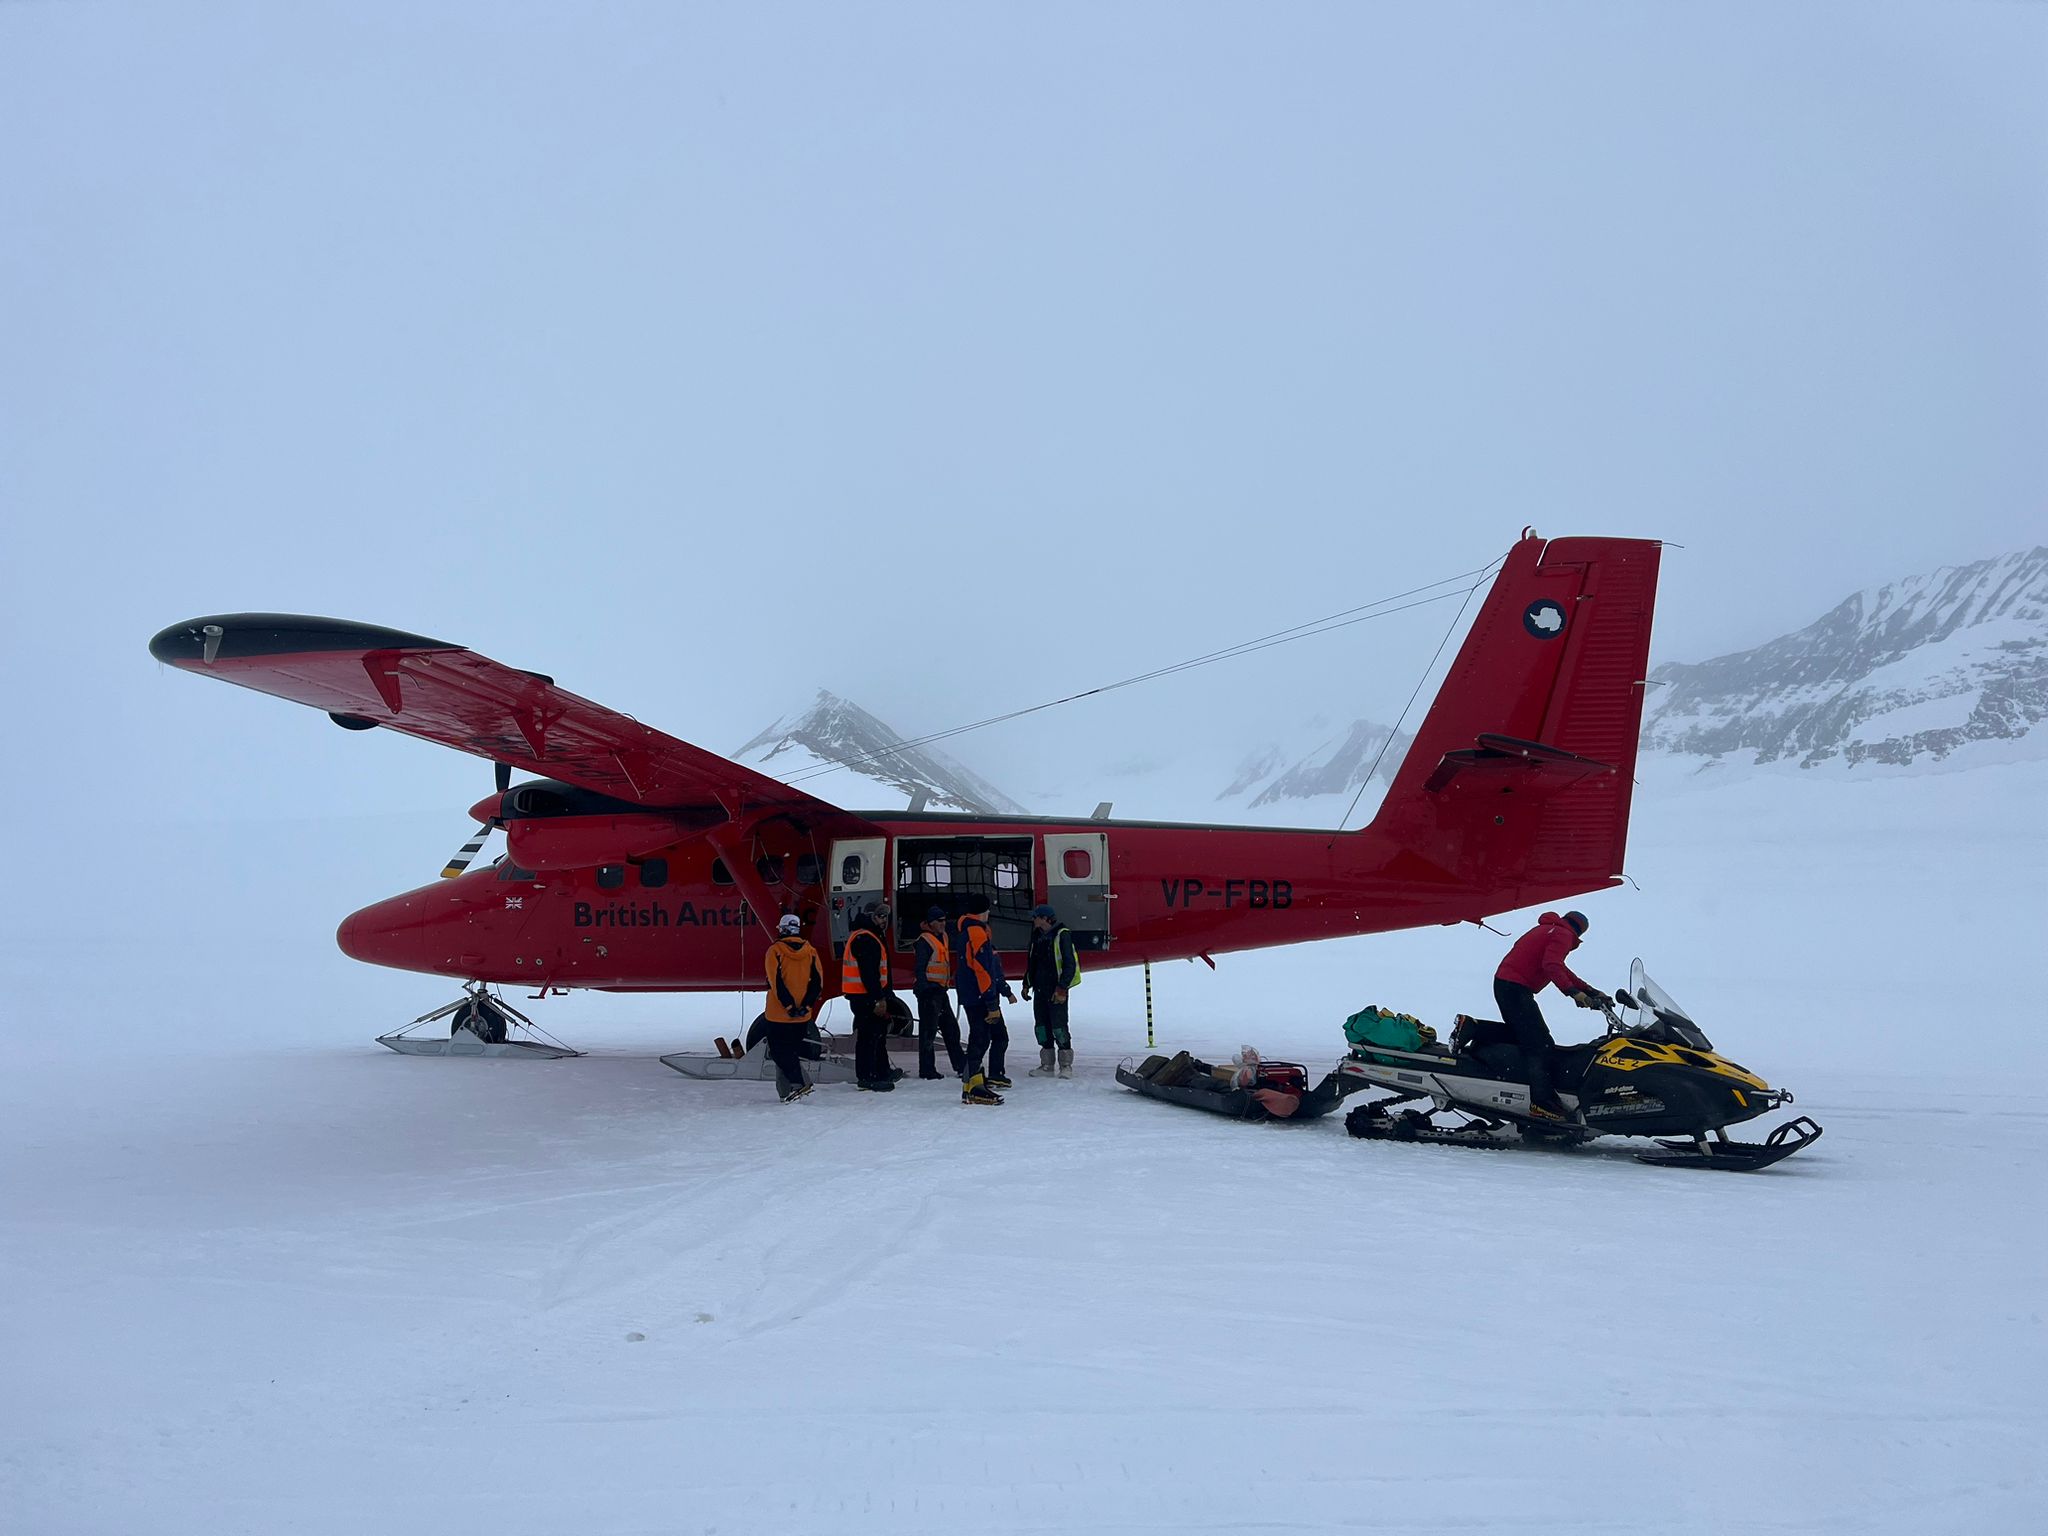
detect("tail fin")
[1369,533,1662,905]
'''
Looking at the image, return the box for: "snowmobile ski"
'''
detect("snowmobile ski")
[1632,1116,1823,1171]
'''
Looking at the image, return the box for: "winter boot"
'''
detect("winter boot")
[778,1080,813,1103]
[856,1077,896,1093]
[1057,1048,1074,1079]
[1029,1048,1058,1078]
[961,1073,1004,1106]
[986,1073,1013,1089]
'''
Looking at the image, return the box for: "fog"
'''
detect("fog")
[3,0,2042,899]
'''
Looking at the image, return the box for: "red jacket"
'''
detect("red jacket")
[1495,912,1591,996]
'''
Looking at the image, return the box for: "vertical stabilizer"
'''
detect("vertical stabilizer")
[1370,534,1662,905]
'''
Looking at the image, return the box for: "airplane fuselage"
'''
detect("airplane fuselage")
[337,806,1607,992]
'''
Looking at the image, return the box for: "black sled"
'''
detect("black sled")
[1116,1051,1346,1122]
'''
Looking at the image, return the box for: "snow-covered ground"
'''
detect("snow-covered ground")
[5,1054,2038,1535]
[4,758,2044,1533]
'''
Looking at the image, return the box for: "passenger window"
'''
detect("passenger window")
[711,859,735,887]
[755,855,785,884]
[994,858,1021,890]
[1062,848,1092,880]
[840,854,862,887]
[924,857,952,885]
[638,857,669,889]
[795,853,823,886]
[898,860,913,888]
[597,864,626,889]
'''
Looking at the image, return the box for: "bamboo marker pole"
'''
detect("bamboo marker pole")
[1144,960,1154,1049]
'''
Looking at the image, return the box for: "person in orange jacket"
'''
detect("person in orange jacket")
[761,913,823,1102]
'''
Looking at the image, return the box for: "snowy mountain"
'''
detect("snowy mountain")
[1217,718,1413,812]
[1642,546,2048,769]
[735,691,1026,814]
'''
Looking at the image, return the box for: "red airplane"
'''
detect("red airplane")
[148,533,1659,1001]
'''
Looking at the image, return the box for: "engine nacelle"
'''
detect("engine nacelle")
[504,813,689,872]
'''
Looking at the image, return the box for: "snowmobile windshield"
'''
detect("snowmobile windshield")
[1623,960,1713,1051]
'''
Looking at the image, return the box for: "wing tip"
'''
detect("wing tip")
[148,614,460,666]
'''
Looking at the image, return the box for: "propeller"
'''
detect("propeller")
[440,762,514,878]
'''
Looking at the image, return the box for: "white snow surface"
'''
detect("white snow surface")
[5,762,2046,1533]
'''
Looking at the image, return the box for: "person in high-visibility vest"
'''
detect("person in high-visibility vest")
[1022,902,1082,1078]
[913,905,966,1080]
[954,892,1015,1105]
[761,912,823,1102]
[840,899,902,1091]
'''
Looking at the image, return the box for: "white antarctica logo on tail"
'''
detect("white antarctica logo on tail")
[1522,599,1566,639]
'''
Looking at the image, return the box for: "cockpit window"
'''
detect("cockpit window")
[497,860,536,882]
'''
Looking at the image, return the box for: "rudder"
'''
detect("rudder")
[1369,533,1662,905]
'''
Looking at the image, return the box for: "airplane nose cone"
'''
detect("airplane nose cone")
[338,893,427,970]
[338,882,500,977]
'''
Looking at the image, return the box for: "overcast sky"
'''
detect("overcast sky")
[4,1,2043,824]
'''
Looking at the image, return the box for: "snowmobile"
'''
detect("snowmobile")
[1335,960,1822,1171]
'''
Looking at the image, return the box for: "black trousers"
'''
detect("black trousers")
[1493,979,1560,1112]
[963,1001,1009,1080]
[762,1018,809,1092]
[1031,993,1071,1050]
[915,985,966,1075]
[850,995,893,1084]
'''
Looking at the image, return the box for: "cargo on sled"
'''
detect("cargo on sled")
[1115,1048,1346,1121]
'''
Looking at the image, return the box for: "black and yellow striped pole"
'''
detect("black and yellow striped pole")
[1144,960,1154,1050]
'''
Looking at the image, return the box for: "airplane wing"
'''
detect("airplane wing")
[148,613,849,817]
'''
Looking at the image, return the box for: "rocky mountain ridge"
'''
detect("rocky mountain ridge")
[1641,545,2048,768]
[1219,718,1413,810]
[734,691,1024,815]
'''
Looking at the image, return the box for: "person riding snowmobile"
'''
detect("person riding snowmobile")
[1493,910,1611,1121]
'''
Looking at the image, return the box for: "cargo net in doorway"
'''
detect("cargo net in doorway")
[894,835,1035,952]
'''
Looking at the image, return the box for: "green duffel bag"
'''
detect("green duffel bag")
[1342,1005,1437,1054]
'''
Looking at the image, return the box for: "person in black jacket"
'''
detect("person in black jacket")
[1022,903,1081,1078]
[840,900,902,1091]
[912,905,966,1080]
